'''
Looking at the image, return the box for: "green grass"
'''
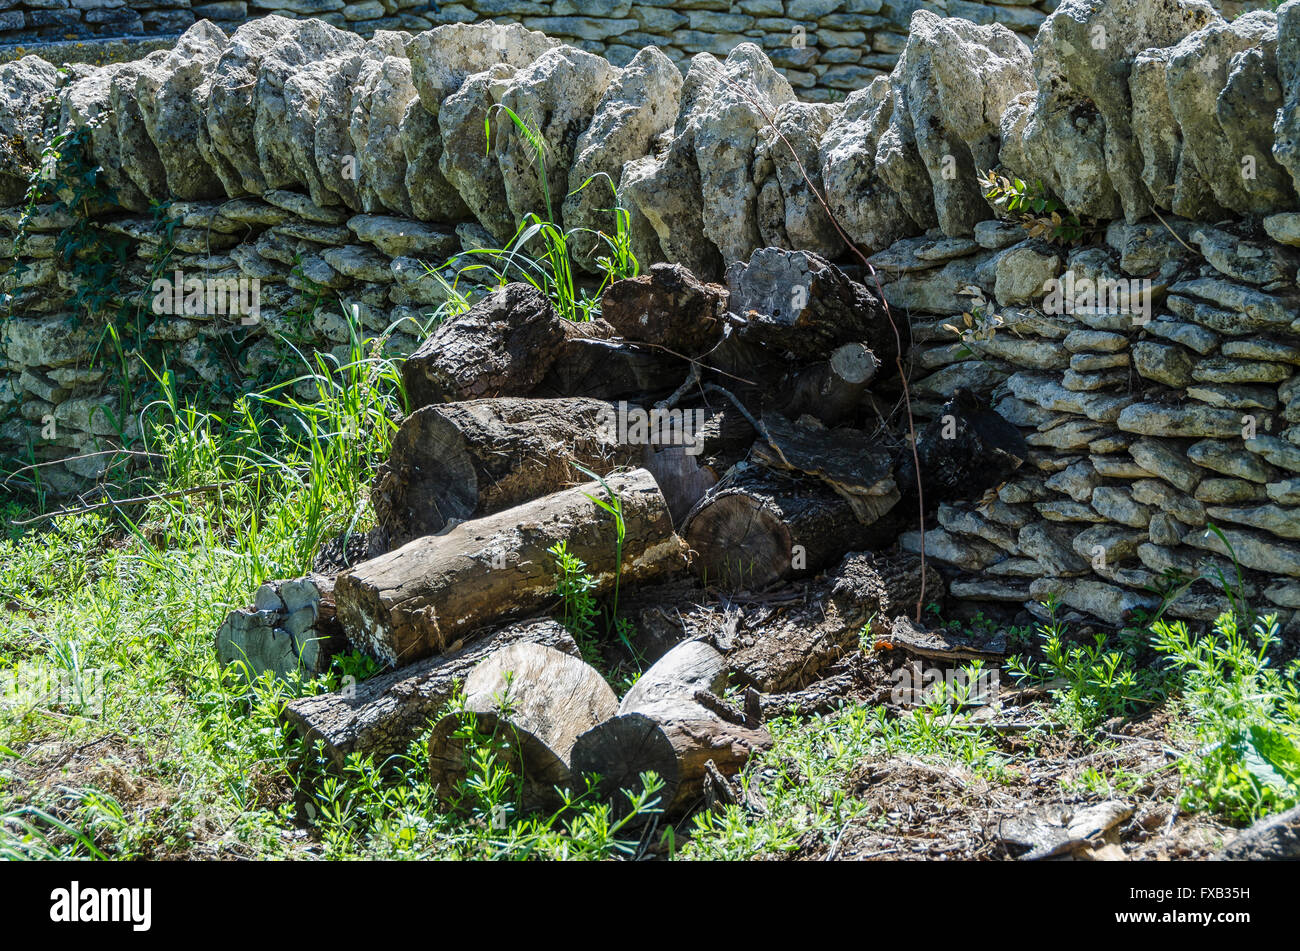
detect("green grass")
[0,306,664,859]
[684,671,1008,860]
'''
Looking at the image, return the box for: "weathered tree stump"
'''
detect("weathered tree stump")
[570,640,772,816]
[335,468,688,667]
[427,642,619,810]
[216,574,341,681]
[282,618,578,769]
[725,248,898,364]
[600,262,729,356]
[723,551,906,692]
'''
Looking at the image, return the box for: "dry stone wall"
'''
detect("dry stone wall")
[4,2,1300,631]
[6,1,1268,99]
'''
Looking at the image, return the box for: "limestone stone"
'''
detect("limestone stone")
[1117,403,1262,439]
[1131,341,1194,387]
[821,74,925,254]
[408,20,559,119]
[1246,434,1300,473]
[1184,524,1300,578]
[562,46,681,267]
[1166,10,1297,215]
[1012,0,1220,221]
[877,11,1032,236]
[1195,478,1269,504]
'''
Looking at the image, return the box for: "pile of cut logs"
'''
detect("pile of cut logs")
[215,247,1027,817]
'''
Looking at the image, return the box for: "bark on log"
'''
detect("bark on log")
[720,551,889,692]
[777,342,880,426]
[682,464,867,590]
[335,468,688,667]
[427,642,619,810]
[372,397,643,545]
[282,619,577,769]
[570,640,772,816]
[600,263,728,356]
[752,412,900,526]
[725,248,898,365]
[401,283,679,408]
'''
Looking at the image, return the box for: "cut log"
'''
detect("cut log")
[401,282,679,408]
[752,412,899,525]
[372,397,643,545]
[638,403,756,525]
[725,248,898,364]
[335,468,688,667]
[282,618,577,769]
[600,262,728,356]
[570,640,772,816]
[777,342,880,426]
[681,464,868,590]
[216,574,342,682]
[427,642,619,810]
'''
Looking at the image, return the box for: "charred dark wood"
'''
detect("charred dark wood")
[600,263,728,357]
[896,387,1030,510]
[751,412,899,526]
[776,342,880,426]
[401,283,678,408]
[682,464,867,591]
[372,397,643,545]
[570,640,772,816]
[427,642,619,810]
[725,248,898,365]
[335,468,687,667]
[282,619,577,769]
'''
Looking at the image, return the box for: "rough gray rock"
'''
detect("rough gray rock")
[884,10,1032,235]
[0,56,61,205]
[350,54,418,216]
[254,19,363,196]
[109,52,170,206]
[563,46,682,268]
[398,101,468,224]
[1166,10,1296,215]
[408,20,559,119]
[1012,0,1219,222]
[619,53,726,278]
[496,46,619,230]
[692,43,796,265]
[439,64,518,245]
[61,63,150,212]
[820,76,920,254]
[755,99,843,258]
[1273,1,1300,195]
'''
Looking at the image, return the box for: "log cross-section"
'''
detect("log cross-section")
[427,642,620,810]
[571,640,772,817]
